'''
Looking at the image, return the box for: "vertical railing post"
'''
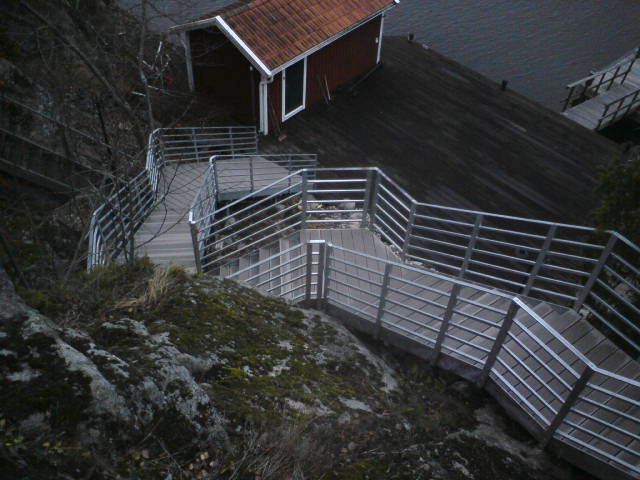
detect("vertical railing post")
[229,127,235,157]
[573,234,617,311]
[368,169,381,231]
[249,156,255,192]
[87,213,97,272]
[431,284,460,366]
[375,264,393,339]
[189,220,203,274]
[401,202,416,261]
[563,86,574,112]
[192,128,200,162]
[315,241,327,310]
[541,365,594,447]
[477,299,519,387]
[522,224,557,297]
[305,242,313,301]
[459,215,483,279]
[300,172,309,228]
[361,169,375,228]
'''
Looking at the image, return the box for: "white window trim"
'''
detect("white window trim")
[281,57,308,122]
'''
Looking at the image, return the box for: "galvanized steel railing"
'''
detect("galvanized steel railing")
[562,47,640,112]
[226,239,640,479]
[196,167,639,355]
[597,87,640,129]
[87,126,258,271]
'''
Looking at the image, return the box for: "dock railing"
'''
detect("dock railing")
[597,87,640,129]
[562,47,640,112]
[225,239,640,479]
[194,167,639,356]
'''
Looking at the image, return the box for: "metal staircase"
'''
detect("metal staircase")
[87,126,640,480]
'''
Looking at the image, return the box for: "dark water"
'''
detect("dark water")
[124,0,640,110]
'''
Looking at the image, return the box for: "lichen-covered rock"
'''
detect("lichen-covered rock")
[1,263,584,480]
[0,265,227,477]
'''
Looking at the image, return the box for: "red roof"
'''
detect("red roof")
[189,0,396,71]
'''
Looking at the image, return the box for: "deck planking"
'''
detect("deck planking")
[261,37,621,225]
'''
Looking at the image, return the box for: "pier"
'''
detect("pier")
[562,47,640,131]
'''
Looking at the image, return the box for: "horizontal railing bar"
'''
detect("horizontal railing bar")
[513,299,590,372]
[585,382,640,406]
[381,316,437,345]
[307,188,366,194]
[503,329,576,391]
[377,194,410,223]
[201,222,302,269]
[446,319,497,343]
[409,243,465,263]
[587,291,640,334]
[373,215,405,244]
[326,267,385,289]
[406,254,459,272]
[602,265,640,296]
[468,257,531,277]
[325,292,378,320]
[562,420,639,457]
[373,224,403,251]
[329,257,385,277]
[582,304,640,354]
[409,234,468,251]
[541,263,591,278]
[376,204,410,233]
[465,269,526,289]
[546,249,598,264]
[440,341,485,364]
[569,408,640,441]
[377,183,412,213]
[495,356,556,420]
[382,297,445,327]
[206,201,299,246]
[555,430,640,472]
[413,213,475,229]
[499,344,567,404]
[527,286,577,302]
[202,213,302,262]
[491,368,550,427]
[576,395,640,424]
[326,277,382,303]
[594,279,640,319]
[411,224,472,241]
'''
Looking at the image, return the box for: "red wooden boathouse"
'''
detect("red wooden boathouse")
[171,0,399,135]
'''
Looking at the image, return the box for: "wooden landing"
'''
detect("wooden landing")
[215,156,302,200]
[135,158,305,268]
[226,227,640,478]
[135,162,208,270]
[261,36,621,225]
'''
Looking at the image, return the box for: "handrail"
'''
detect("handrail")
[196,166,639,356]
[87,126,258,271]
[224,238,639,478]
[597,86,640,129]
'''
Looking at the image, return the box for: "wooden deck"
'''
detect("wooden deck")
[261,36,621,225]
[135,158,305,269]
[563,59,640,130]
[226,227,640,479]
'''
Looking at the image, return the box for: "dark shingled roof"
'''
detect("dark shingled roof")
[192,0,396,71]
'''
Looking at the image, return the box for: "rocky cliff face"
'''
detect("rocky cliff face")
[0,262,587,479]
